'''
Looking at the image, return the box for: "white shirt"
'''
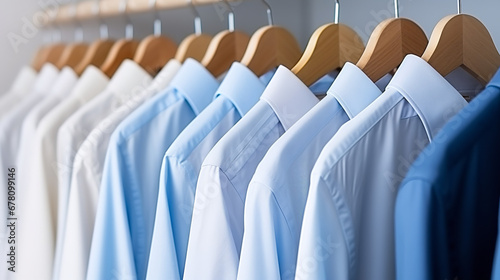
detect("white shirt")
[295,55,470,280]
[15,60,150,280]
[186,66,332,280]
[237,63,387,280]
[36,65,110,280]
[0,66,37,120]
[57,60,180,280]
[0,63,59,278]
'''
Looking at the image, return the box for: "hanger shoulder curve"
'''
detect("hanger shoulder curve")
[240,25,302,77]
[133,35,178,76]
[101,39,139,78]
[74,39,115,75]
[292,23,364,86]
[201,30,250,77]
[56,43,90,70]
[356,18,428,82]
[175,34,213,63]
[422,14,500,85]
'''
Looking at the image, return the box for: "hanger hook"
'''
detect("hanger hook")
[261,0,273,26]
[72,0,84,42]
[94,0,109,39]
[188,0,202,35]
[220,0,235,32]
[150,0,162,36]
[393,0,399,18]
[120,0,133,39]
[457,0,462,14]
[334,0,339,24]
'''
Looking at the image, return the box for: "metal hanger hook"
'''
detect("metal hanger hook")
[393,0,399,18]
[457,0,462,14]
[150,0,162,36]
[261,0,273,26]
[120,0,133,39]
[94,0,108,39]
[72,0,84,42]
[220,0,235,32]
[334,0,339,24]
[188,0,202,35]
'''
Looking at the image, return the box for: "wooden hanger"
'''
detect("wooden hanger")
[240,1,302,77]
[421,14,500,85]
[241,26,302,77]
[132,0,177,76]
[55,43,89,69]
[101,39,139,77]
[74,39,115,75]
[201,1,250,77]
[31,43,67,71]
[291,0,365,86]
[174,1,212,63]
[355,0,428,83]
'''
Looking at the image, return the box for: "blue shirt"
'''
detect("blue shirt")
[86,58,219,280]
[395,69,500,280]
[237,63,386,280]
[184,66,333,280]
[145,62,273,280]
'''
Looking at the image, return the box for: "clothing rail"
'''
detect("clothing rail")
[51,0,242,23]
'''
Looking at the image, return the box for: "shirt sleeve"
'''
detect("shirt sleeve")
[395,179,434,280]
[237,182,293,280]
[184,165,244,280]
[295,175,349,280]
[58,151,100,280]
[146,155,195,280]
[86,141,137,280]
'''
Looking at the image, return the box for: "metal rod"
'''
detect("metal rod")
[72,0,84,42]
[261,0,273,26]
[221,0,235,31]
[394,0,399,18]
[120,0,133,39]
[95,0,109,39]
[457,0,462,14]
[188,0,202,35]
[151,0,162,35]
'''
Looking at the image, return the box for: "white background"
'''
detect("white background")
[0,0,498,93]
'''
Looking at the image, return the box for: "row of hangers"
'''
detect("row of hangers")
[32,0,500,88]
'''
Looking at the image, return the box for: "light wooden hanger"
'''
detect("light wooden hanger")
[74,0,115,75]
[421,0,500,85]
[133,0,177,76]
[201,0,250,77]
[240,0,302,77]
[55,1,89,70]
[291,0,365,86]
[174,0,212,63]
[100,0,140,77]
[356,0,428,82]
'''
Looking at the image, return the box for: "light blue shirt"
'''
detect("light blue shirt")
[185,66,333,280]
[86,58,219,280]
[237,63,385,280]
[145,62,273,280]
[296,55,470,280]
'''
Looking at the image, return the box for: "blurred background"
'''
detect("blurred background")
[0,0,498,93]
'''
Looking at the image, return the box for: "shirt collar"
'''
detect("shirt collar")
[214,62,267,116]
[260,65,319,130]
[328,62,382,119]
[33,63,59,93]
[50,67,78,96]
[107,59,152,100]
[71,65,109,100]
[387,54,468,140]
[486,67,500,90]
[147,59,182,94]
[168,58,219,115]
[10,67,37,94]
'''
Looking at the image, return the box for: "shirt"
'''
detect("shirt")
[32,65,110,280]
[147,62,272,280]
[493,204,500,280]
[295,55,469,280]
[0,66,37,120]
[237,63,386,280]
[87,58,219,280]
[185,66,332,280]
[58,60,180,280]
[395,68,500,280]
